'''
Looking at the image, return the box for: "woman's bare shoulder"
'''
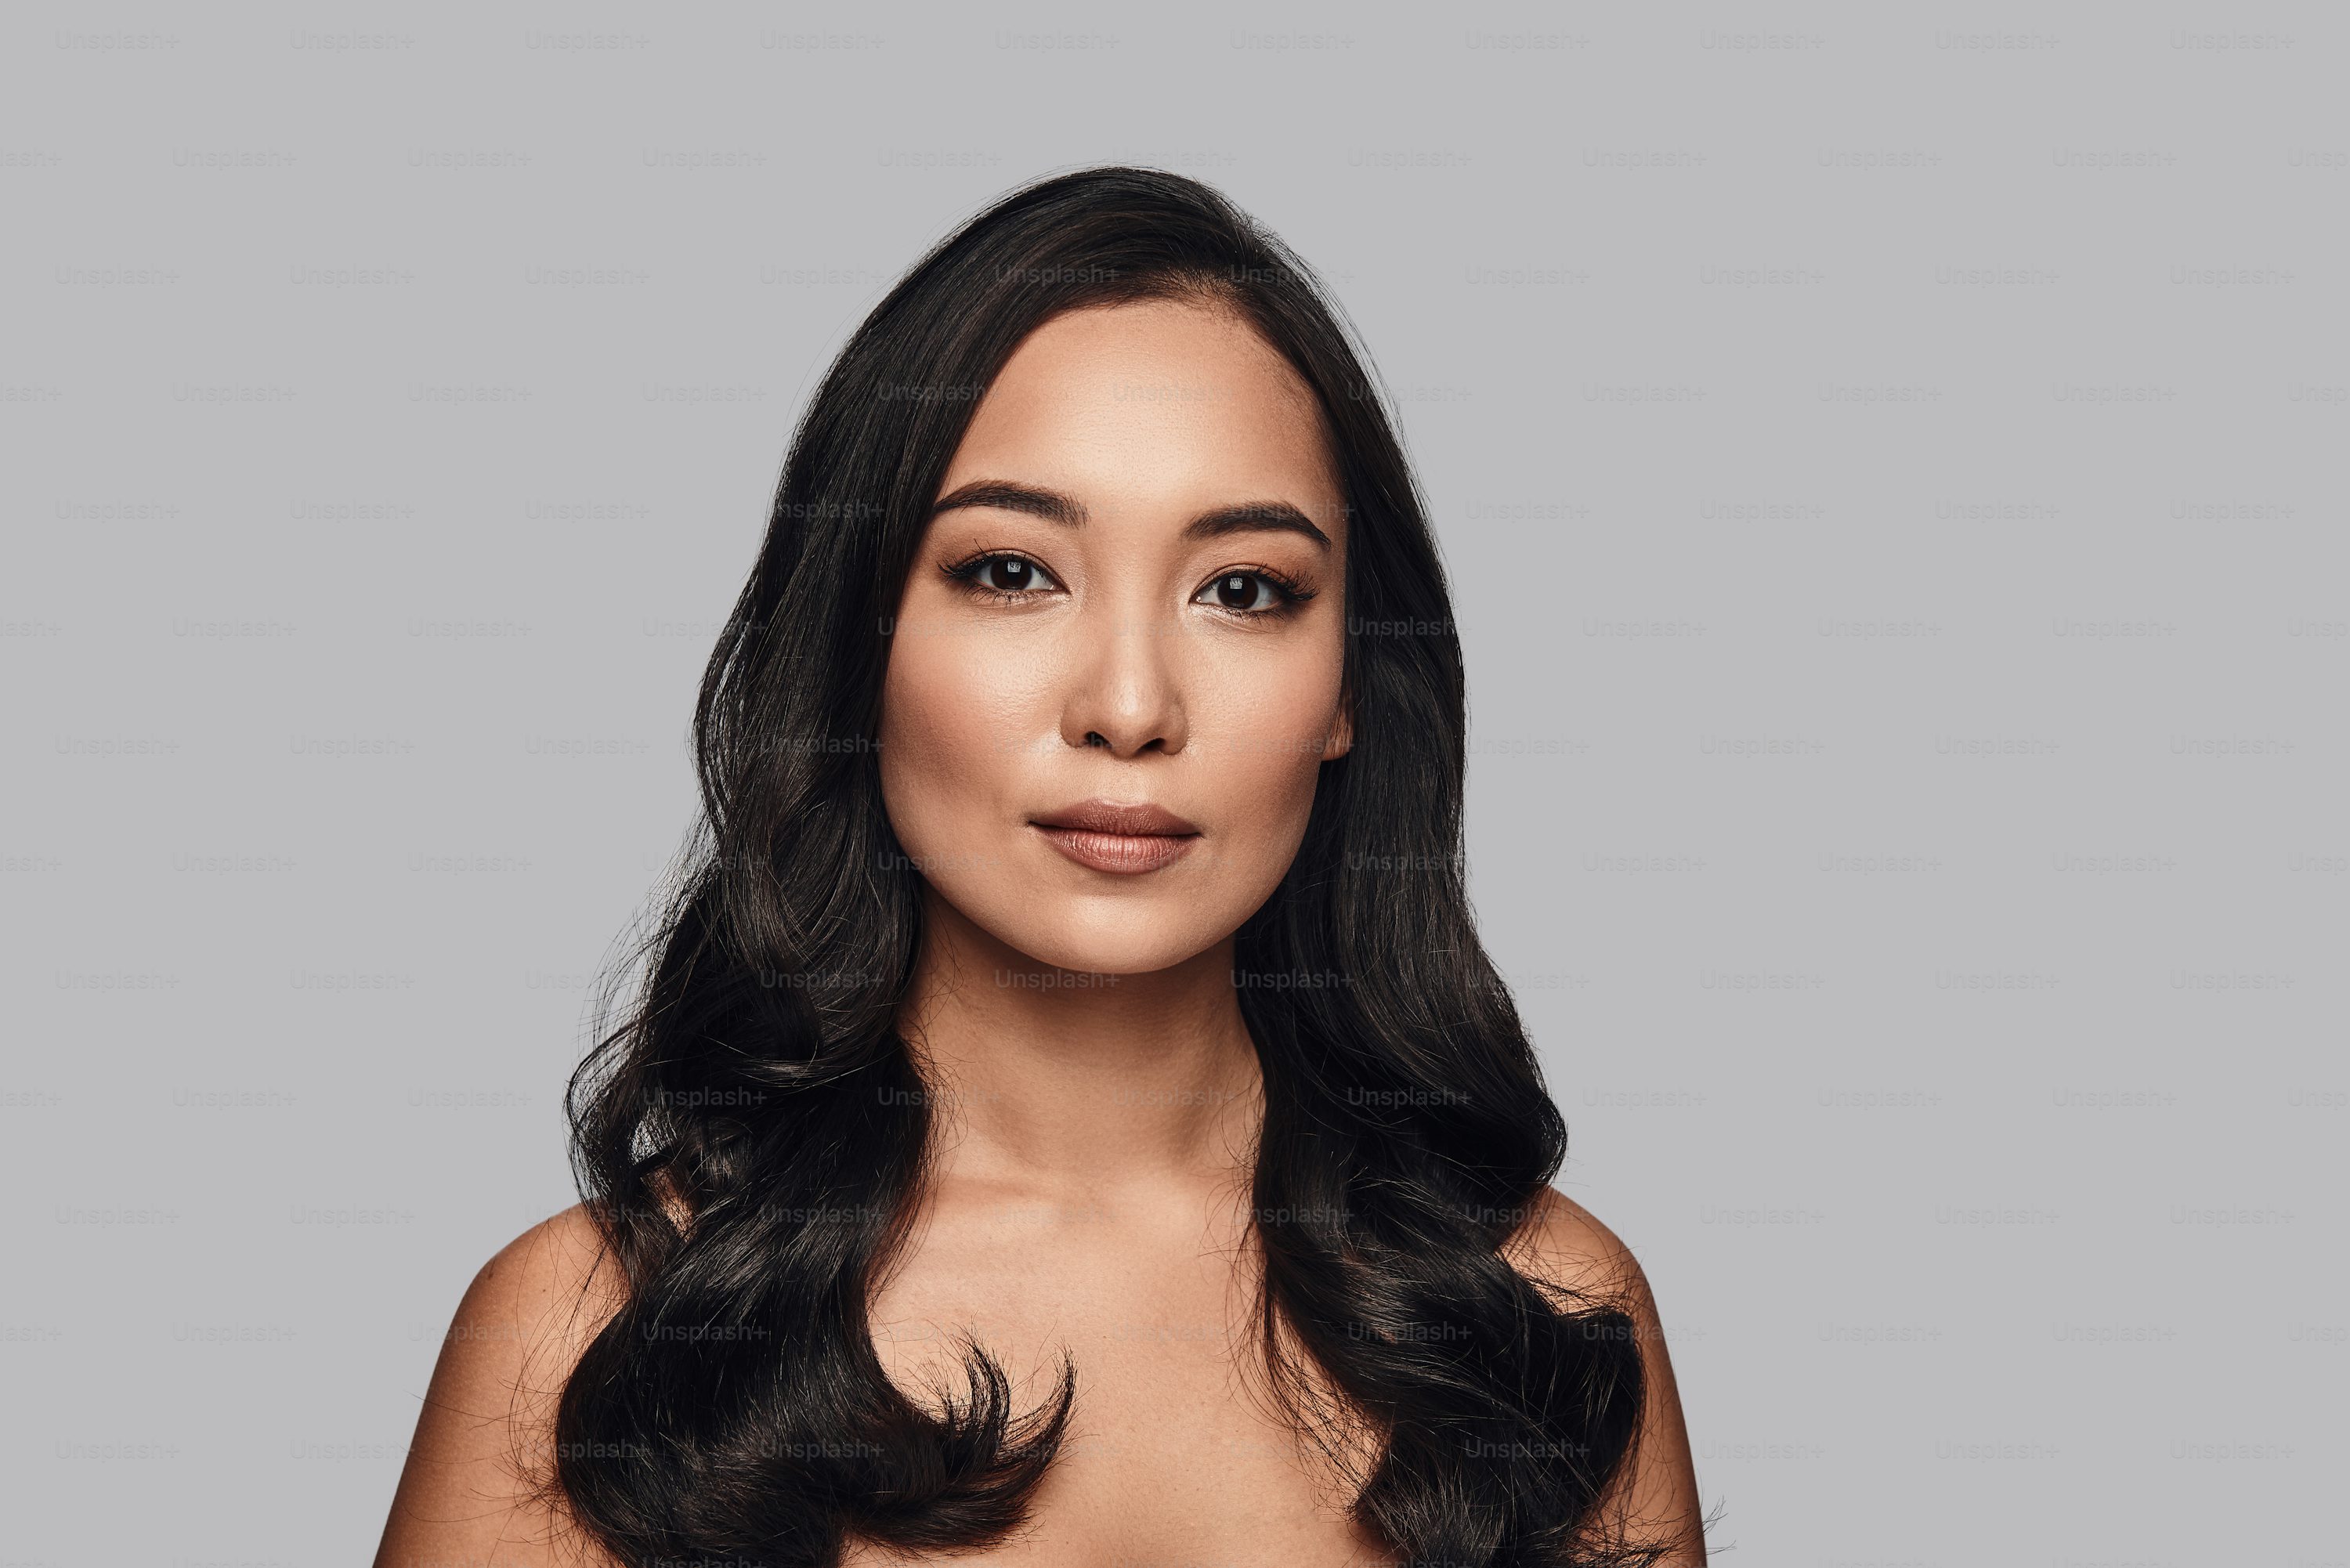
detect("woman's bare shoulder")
[1501,1185,1711,1564]
[372,1203,631,1568]
[1501,1184,1652,1306]
[461,1202,632,1357]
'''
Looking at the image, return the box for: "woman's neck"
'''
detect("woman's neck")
[893,892,1265,1198]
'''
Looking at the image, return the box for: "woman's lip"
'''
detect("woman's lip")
[1031,824,1200,876]
[1029,798,1201,836]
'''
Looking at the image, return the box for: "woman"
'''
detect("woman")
[374,166,1705,1568]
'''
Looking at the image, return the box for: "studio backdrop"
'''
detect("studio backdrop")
[4,3,2341,1561]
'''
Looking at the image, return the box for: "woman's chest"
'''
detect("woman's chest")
[848,1194,1392,1567]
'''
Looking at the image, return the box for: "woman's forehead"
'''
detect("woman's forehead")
[938,300,1345,540]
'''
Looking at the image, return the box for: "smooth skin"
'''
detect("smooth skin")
[374,299,1705,1566]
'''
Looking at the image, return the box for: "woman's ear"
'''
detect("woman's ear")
[1321,684,1354,762]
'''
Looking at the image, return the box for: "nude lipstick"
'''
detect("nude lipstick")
[1028,798,1202,876]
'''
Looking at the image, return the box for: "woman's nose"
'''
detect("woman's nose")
[1054,598,1189,757]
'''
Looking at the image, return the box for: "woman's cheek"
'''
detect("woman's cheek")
[879,635,977,864]
[1208,650,1342,864]
[880,623,1041,863]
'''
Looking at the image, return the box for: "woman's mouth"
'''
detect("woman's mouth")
[1028,799,1202,876]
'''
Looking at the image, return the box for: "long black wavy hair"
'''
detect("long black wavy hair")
[547,165,1665,1567]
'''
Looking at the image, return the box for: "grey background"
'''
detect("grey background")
[4,3,2342,1562]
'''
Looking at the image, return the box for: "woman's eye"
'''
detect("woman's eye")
[1197,570,1284,614]
[960,554,1058,594]
[949,555,1303,616]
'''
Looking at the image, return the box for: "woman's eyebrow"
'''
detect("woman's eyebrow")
[928,479,1332,551]
[929,479,1086,528]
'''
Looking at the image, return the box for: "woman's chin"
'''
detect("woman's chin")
[987,909,1224,981]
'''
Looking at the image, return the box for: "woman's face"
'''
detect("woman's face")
[878,297,1352,976]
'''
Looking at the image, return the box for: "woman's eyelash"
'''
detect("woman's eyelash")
[939,552,1317,618]
[1196,566,1316,617]
[941,551,1057,600]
